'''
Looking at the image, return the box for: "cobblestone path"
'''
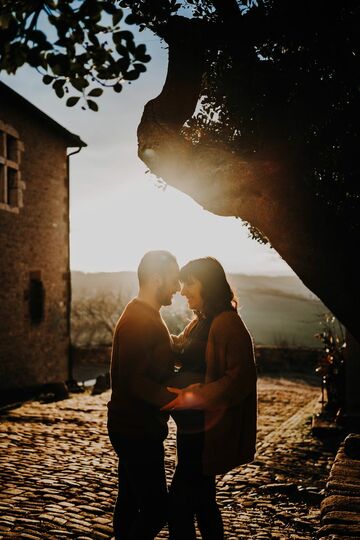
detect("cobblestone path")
[0,376,339,539]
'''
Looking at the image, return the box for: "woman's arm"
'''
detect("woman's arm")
[162,315,256,411]
[170,317,198,351]
[194,328,256,409]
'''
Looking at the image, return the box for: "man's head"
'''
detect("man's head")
[137,250,180,306]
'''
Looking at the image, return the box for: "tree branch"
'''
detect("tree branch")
[136,13,360,342]
[138,16,207,144]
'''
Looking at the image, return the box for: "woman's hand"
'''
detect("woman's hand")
[171,334,186,351]
[161,384,204,411]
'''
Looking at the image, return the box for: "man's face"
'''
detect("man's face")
[156,261,180,306]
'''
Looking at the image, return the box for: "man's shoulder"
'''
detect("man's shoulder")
[120,298,150,317]
[115,299,136,325]
[116,298,160,333]
[120,298,139,317]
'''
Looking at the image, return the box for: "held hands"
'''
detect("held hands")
[161,383,203,411]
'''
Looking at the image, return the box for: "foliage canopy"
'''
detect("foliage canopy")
[1,0,358,233]
[0,0,151,110]
[1,1,360,339]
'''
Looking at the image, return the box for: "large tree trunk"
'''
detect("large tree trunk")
[137,16,360,343]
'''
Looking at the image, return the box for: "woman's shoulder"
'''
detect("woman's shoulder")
[210,310,253,344]
[211,310,244,331]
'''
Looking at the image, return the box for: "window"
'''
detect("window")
[29,271,45,325]
[0,121,24,213]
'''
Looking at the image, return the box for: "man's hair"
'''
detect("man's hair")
[137,250,178,286]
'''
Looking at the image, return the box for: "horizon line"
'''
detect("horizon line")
[70,268,295,278]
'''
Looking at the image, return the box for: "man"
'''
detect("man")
[107,250,180,540]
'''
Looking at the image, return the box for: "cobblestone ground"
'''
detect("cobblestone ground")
[0,376,340,540]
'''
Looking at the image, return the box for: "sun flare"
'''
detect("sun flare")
[70,176,293,275]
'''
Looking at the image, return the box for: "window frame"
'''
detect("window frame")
[0,120,25,213]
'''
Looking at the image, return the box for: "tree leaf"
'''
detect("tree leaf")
[66,96,80,107]
[102,1,118,15]
[113,31,129,45]
[112,11,123,26]
[125,14,137,25]
[70,77,89,91]
[87,87,103,97]
[137,53,151,63]
[54,85,65,98]
[123,69,139,81]
[133,63,146,73]
[136,44,147,56]
[115,43,129,57]
[28,30,48,44]
[87,99,99,111]
[43,75,54,85]
[53,78,66,89]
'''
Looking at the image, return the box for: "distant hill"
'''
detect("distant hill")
[71,271,329,348]
[71,271,138,300]
[227,274,326,348]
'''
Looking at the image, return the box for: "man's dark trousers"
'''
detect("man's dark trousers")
[109,433,168,540]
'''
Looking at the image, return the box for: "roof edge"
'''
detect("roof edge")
[0,80,87,148]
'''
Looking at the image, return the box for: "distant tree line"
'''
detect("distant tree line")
[71,291,191,347]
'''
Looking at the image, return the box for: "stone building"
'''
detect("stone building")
[0,81,86,403]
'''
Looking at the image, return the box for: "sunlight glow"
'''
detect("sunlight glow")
[2,38,294,278]
[70,175,294,275]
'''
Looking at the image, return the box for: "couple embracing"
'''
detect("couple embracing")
[107,251,257,540]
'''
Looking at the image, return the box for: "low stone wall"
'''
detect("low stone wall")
[256,346,322,375]
[71,345,322,382]
[71,345,111,367]
[71,346,111,382]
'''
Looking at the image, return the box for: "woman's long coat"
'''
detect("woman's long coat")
[181,310,257,475]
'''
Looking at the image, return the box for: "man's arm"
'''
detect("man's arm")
[130,372,175,408]
[115,321,175,408]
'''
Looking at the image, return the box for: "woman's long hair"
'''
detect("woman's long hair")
[180,257,237,319]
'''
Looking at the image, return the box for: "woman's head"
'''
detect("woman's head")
[180,257,237,318]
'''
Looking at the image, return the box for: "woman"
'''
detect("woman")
[163,257,257,540]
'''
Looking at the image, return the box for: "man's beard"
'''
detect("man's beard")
[155,283,172,307]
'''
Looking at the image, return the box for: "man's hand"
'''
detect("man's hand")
[161,384,204,411]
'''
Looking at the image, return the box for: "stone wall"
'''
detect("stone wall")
[0,93,71,392]
[71,345,322,382]
[255,346,322,375]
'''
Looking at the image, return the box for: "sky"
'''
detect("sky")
[1,21,294,276]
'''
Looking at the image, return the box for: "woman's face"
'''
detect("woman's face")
[181,277,203,312]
